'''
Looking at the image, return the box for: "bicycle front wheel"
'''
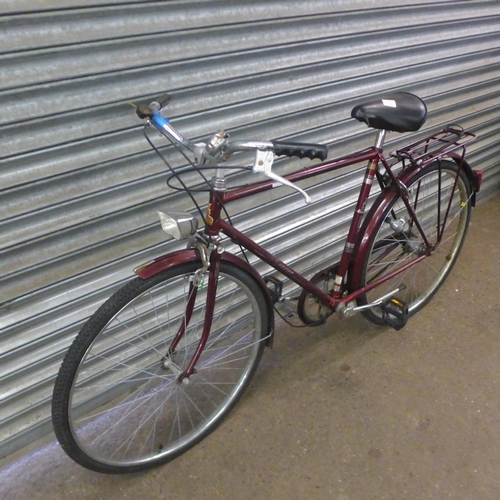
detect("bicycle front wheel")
[52,260,269,474]
[357,160,471,324]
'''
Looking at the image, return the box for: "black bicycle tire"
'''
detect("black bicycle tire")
[357,160,471,325]
[52,260,269,474]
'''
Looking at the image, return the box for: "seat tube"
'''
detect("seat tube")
[332,130,387,299]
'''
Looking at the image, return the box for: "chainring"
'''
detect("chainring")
[297,264,340,325]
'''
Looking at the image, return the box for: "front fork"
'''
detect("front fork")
[166,239,220,383]
[179,251,220,382]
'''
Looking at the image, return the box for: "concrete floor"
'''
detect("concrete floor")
[1,195,499,500]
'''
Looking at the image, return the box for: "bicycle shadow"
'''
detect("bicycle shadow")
[243,312,388,404]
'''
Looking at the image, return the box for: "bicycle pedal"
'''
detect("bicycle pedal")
[264,276,283,304]
[380,297,409,331]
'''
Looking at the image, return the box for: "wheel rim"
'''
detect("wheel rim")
[67,269,263,468]
[362,167,469,316]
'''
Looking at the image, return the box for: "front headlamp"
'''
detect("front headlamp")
[158,211,198,240]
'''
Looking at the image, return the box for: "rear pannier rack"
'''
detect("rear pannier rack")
[390,125,476,166]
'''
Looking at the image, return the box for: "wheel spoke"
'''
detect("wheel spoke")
[53,262,267,473]
[359,162,470,323]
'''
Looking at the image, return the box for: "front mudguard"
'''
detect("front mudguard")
[134,249,275,347]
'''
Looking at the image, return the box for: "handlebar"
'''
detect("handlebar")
[135,97,328,203]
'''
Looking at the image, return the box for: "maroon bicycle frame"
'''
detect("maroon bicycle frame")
[136,138,478,380]
[133,116,479,380]
[204,146,419,312]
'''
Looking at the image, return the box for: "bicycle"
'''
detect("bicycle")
[51,92,481,474]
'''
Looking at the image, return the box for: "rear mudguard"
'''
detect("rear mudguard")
[446,153,481,207]
[397,154,480,200]
[349,155,479,290]
[134,249,275,347]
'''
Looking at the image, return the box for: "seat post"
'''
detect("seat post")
[374,129,387,150]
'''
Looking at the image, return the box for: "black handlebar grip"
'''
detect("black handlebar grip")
[271,140,328,161]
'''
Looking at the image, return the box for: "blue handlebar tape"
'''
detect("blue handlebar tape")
[151,110,170,127]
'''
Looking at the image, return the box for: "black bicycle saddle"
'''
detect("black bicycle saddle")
[351,92,427,133]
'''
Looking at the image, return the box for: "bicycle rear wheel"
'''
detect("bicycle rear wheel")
[52,260,269,474]
[357,160,471,324]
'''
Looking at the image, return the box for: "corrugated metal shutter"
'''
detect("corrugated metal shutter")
[1,0,499,459]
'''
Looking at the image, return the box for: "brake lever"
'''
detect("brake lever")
[253,150,312,204]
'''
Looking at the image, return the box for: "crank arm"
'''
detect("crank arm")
[339,285,406,317]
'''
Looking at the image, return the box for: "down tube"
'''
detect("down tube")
[219,219,334,308]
